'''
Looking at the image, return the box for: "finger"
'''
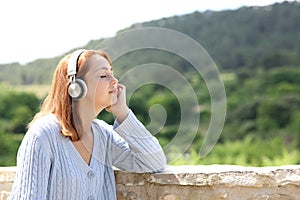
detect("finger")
[117,85,126,95]
[117,84,126,90]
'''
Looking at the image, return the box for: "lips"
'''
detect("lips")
[109,88,117,94]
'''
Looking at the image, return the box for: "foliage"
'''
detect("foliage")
[172,136,300,166]
[0,88,40,134]
[1,67,300,166]
[0,131,23,166]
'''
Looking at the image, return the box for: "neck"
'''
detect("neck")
[73,99,100,139]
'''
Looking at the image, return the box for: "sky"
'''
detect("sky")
[0,0,289,64]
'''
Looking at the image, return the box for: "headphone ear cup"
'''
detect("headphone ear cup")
[68,79,88,100]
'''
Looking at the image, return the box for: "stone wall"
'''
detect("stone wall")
[1,165,300,200]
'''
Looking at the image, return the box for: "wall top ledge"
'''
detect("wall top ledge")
[162,164,300,174]
[114,165,300,187]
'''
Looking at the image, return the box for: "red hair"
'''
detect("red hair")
[30,50,113,141]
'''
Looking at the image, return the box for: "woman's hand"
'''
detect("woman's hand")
[106,84,129,123]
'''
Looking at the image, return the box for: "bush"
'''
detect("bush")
[0,91,40,133]
[0,131,23,166]
[172,135,300,166]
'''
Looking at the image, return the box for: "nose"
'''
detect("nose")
[111,75,118,85]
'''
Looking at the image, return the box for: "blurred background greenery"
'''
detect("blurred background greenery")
[1,1,300,166]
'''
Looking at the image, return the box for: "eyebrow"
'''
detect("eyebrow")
[94,66,113,72]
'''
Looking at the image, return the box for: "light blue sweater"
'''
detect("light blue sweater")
[8,110,166,200]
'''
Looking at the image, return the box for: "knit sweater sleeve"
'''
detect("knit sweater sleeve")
[8,128,52,200]
[110,110,167,172]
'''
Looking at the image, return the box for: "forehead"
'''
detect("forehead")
[87,54,111,71]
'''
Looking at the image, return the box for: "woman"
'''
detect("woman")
[8,49,166,200]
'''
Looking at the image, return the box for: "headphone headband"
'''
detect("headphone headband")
[67,49,86,76]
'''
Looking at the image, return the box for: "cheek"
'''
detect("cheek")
[94,82,106,99]
[86,80,101,100]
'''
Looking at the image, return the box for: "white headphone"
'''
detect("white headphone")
[67,49,88,100]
